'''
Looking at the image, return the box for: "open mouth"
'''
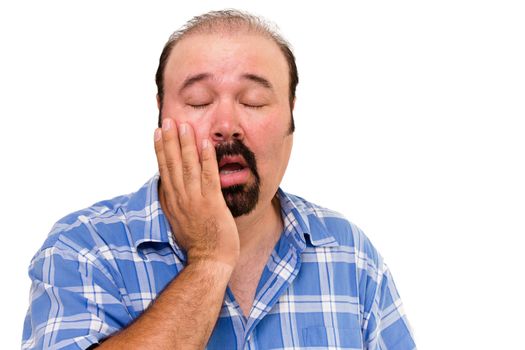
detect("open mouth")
[219,163,245,175]
[218,156,250,187]
[219,156,248,174]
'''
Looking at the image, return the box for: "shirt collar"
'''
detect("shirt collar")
[123,174,183,256]
[124,175,339,254]
[277,189,340,249]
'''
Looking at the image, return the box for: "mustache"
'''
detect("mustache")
[215,140,260,182]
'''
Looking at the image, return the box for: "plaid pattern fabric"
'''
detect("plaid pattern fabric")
[22,175,416,349]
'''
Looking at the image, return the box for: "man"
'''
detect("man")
[23,10,416,350]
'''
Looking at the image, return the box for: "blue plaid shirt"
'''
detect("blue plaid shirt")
[23,175,416,349]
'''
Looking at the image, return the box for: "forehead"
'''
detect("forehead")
[164,32,289,92]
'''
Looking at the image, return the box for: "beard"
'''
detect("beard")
[215,140,261,217]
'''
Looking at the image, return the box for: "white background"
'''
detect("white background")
[1,1,524,349]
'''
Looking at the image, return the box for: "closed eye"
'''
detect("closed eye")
[188,103,211,109]
[242,103,265,109]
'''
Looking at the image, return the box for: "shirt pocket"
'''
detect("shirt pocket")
[302,326,363,349]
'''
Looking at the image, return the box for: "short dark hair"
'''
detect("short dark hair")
[155,9,299,133]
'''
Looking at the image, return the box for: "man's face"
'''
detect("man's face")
[160,32,294,216]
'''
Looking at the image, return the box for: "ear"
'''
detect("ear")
[291,97,296,111]
[156,94,161,110]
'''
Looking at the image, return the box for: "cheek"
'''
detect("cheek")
[249,108,290,135]
[249,118,290,171]
[161,104,210,141]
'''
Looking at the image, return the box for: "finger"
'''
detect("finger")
[200,138,221,197]
[154,128,178,202]
[160,118,184,193]
[178,123,201,194]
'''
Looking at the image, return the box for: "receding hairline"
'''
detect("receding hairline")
[171,28,283,57]
[164,20,286,65]
[167,10,283,44]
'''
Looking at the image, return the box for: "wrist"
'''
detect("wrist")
[187,257,237,277]
[185,259,236,289]
[187,247,239,270]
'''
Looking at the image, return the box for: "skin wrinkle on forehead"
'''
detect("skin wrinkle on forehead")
[179,73,274,95]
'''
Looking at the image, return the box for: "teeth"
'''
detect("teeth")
[220,169,243,175]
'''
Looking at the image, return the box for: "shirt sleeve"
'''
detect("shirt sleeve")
[362,264,417,350]
[22,243,133,350]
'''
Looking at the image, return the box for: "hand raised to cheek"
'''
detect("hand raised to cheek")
[154,118,240,268]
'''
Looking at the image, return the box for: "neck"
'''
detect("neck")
[234,193,283,255]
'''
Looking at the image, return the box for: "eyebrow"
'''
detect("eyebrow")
[179,72,273,93]
[179,73,212,93]
[241,73,273,90]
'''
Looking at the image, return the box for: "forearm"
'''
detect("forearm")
[99,260,233,349]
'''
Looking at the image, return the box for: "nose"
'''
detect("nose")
[210,102,244,143]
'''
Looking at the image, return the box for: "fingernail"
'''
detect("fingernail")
[154,128,161,141]
[162,118,172,131]
[179,123,187,136]
[202,139,209,149]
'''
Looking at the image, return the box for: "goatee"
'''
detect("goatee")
[216,140,260,217]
